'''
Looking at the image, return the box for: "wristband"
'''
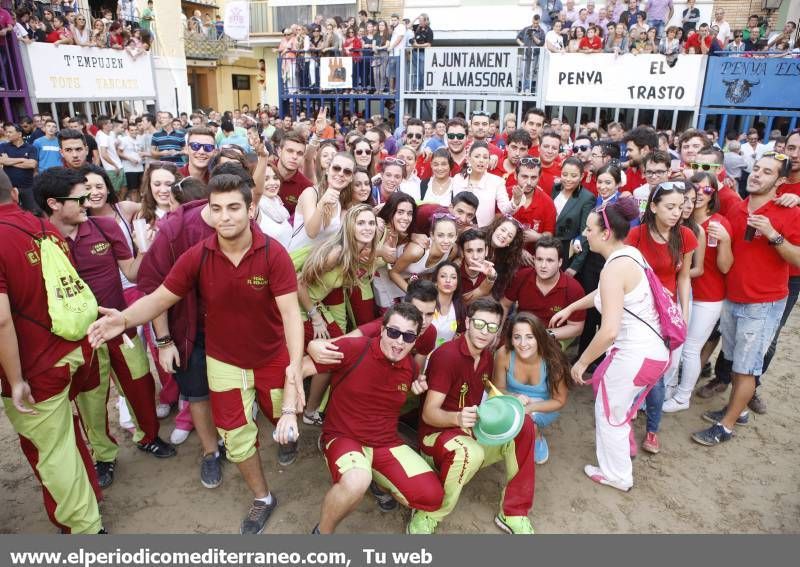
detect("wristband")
[122,313,129,329]
[281,408,296,416]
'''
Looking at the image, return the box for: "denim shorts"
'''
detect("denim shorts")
[387,56,399,77]
[720,299,786,376]
[173,332,210,401]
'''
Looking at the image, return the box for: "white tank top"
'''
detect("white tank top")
[288,188,341,252]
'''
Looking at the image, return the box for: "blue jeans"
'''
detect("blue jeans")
[533,411,560,429]
[644,377,665,434]
[412,50,425,90]
[648,19,666,39]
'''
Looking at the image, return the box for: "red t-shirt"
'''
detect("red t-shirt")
[538,159,562,195]
[419,335,493,439]
[778,180,800,197]
[164,228,297,368]
[358,317,437,357]
[579,36,601,50]
[490,159,517,191]
[527,145,540,158]
[725,198,800,303]
[509,187,557,237]
[0,204,80,393]
[582,171,598,196]
[280,170,313,215]
[625,224,698,296]
[416,154,464,181]
[717,185,742,219]
[504,269,586,323]
[623,166,646,193]
[317,337,416,447]
[683,33,711,53]
[67,217,132,312]
[692,214,732,302]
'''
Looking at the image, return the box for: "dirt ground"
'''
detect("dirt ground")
[1,314,799,535]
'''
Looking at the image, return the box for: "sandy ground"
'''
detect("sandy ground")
[1,315,799,535]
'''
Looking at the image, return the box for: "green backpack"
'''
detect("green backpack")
[0,219,98,341]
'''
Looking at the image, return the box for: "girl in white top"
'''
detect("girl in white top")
[388,214,458,293]
[431,260,465,348]
[420,148,455,206]
[372,192,416,308]
[552,199,669,492]
[396,145,422,202]
[289,152,353,252]
[452,142,522,227]
[257,163,292,249]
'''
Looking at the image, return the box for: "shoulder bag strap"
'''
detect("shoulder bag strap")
[329,342,371,396]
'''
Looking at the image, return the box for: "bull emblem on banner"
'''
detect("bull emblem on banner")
[723,79,760,104]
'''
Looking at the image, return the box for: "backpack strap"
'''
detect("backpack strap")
[605,253,667,347]
[88,217,118,261]
[329,341,371,396]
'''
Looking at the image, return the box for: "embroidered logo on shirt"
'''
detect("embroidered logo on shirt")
[247,275,268,290]
[26,250,40,265]
[91,241,110,255]
[397,383,408,392]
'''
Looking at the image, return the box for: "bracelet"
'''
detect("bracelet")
[155,335,173,346]
[307,305,319,318]
[281,408,296,416]
[122,313,129,329]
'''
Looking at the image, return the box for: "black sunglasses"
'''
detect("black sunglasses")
[384,326,418,344]
[447,133,466,140]
[572,143,591,152]
[406,132,423,139]
[330,164,354,176]
[56,194,90,206]
[519,157,541,167]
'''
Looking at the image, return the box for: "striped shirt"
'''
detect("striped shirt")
[151,128,186,164]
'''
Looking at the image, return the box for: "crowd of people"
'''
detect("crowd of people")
[3,0,155,55]
[1,96,799,537]
[520,2,799,56]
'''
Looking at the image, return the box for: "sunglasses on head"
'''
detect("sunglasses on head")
[447,132,466,140]
[56,194,90,206]
[654,181,686,196]
[330,164,354,176]
[689,162,721,171]
[384,326,418,344]
[471,110,490,119]
[189,142,215,153]
[432,212,457,222]
[763,151,789,161]
[519,156,541,167]
[354,148,372,156]
[572,143,591,152]
[470,318,499,334]
[385,157,407,166]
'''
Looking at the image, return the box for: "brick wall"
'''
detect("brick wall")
[713,0,781,33]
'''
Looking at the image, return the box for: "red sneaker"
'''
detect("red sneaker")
[642,431,660,454]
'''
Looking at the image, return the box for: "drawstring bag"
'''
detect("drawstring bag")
[0,220,98,340]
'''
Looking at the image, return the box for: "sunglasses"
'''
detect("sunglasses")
[330,164,354,176]
[447,133,466,140]
[519,156,541,167]
[572,144,591,152]
[56,194,90,206]
[189,142,215,153]
[470,318,499,334]
[471,110,490,119]
[689,162,721,171]
[384,326,418,344]
[763,151,789,161]
[406,132,423,139]
[354,148,372,156]
[385,157,407,166]
[432,212,457,222]
[653,181,686,197]
[171,178,188,195]
[698,185,716,195]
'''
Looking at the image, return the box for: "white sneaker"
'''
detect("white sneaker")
[662,397,690,413]
[156,403,172,419]
[170,427,191,445]
[584,465,632,492]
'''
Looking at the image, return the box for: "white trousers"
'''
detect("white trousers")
[673,300,723,403]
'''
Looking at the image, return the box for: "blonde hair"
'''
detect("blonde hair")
[301,204,379,289]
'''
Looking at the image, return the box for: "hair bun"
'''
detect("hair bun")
[610,197,639,222]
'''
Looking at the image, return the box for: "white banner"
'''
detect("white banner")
[320,57,353,90]
[543,53,705,109]
[24,43,155,101]
[423,47,519,94]
[224,1,250,41]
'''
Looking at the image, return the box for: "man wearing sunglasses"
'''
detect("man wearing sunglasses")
[298,303,443,533]
[570,134,593,193]
[411,297,535,534]
[179,127,217,184]
[36,167,174,485]
[418,118,469,180]
[692,147,742,216]
[692,154,800,447]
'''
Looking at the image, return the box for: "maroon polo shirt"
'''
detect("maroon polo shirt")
[279,169,312,216]
[359,318,437,356]
[0,204,79,393]
[460,263,487,295]
[504,269,586,324]
[178,164,210,184]
[316,337,416,447]
[68,216,132,311]
[163,227,297,368]
[419,335,493,439]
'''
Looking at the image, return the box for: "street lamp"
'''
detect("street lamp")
[366,0,381,19]
[762,0,783,10]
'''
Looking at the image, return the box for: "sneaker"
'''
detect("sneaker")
[369,481,398,512]
[494,512,535,534]
[277,441,298,466]
[170,427,191,445]
[700,362,712,378]
[662,397,690,413]
[534,435,549,465]
[696,377,728,399]
[748,392,767,415]
[702,407,749,426]
[240,497,277,535]
[155,403,172,419]
[95,460,116,489]
[137,437,177,458]
[303,410,324,426]
[406,511,438,534]
[584,464,632,492]
[200,452,222,489]
[691,423,734,446]
[641,432,660,454]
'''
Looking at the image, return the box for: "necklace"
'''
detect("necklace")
[430,178,451,195]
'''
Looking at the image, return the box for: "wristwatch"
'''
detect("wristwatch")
[768,234,785,247]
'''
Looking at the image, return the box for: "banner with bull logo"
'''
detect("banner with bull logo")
[702,57,800,110]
